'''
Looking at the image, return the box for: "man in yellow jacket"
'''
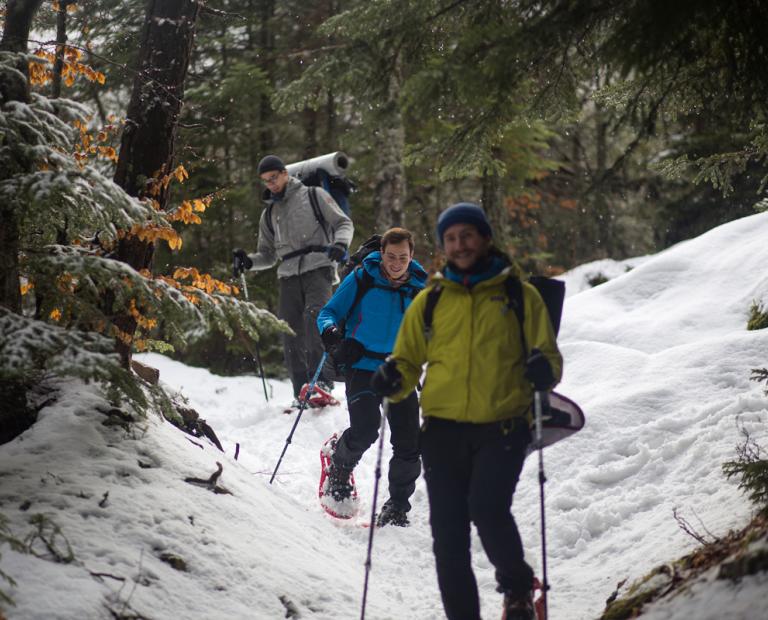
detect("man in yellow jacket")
[372,203,562,620]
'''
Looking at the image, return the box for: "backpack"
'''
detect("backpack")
[422,273,585,450]
[338,234,382,281]
[263,186,329,240]
[299,167,355,216]
[423,275,565,341]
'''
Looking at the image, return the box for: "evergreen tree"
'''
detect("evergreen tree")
[0,1,290,437]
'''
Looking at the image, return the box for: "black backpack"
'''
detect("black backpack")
[338,234,382,281]
[423,274,565,343]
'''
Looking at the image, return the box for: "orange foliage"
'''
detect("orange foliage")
[167,196,214,225]
[129,299,158,330]
[29,45,105,88]
[72,118,120,168]
[52,1,79,13]
[121,223,183,250]
[173,267,237,296]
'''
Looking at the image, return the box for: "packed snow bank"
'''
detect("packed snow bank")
[548,211,768,617]
[0,379,424,619]
[2,211,768,619]
[557,255,653,297]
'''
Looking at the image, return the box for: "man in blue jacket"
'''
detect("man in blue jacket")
[317,227,427,526]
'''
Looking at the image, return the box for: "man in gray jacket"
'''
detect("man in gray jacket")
[234,155,354,403]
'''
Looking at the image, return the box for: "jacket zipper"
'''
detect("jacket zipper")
[465,288,473,421]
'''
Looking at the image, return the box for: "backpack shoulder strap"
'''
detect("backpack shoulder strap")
[308,186,330,242]
[344,267,374,323]
[264,203,275,237]
[422,283,443,341]
[503,276,528,357]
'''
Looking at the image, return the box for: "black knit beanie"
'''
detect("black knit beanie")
[257,155,286,175]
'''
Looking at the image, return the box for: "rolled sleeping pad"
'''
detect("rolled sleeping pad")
[286,151,349,180]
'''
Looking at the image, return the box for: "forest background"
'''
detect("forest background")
[2,0,767,383]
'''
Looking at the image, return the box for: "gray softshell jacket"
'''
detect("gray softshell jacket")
[247,176,354,279]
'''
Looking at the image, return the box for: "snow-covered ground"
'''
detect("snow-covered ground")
[557,254,653,297]
[2,212,768,619]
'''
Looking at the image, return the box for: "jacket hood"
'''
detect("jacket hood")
[362,251,428,286]
[262,175,303,204]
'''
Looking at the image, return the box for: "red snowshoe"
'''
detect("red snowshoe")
[282,383,340,414]
[318,433,359,519]
[299,382,339,409]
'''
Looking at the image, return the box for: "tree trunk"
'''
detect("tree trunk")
[112,0,200,366]
[302,106,318,158]
[51,1,73,99]
[481,147,510,250]
[245,0,274,199]
[0,0,44,313]
[373,53,406,230]
[592,97,612,258]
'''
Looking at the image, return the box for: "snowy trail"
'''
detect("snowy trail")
[3,211,768,619]
[135,212,768,619]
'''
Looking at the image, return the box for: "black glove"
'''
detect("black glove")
[370,358,403,396]
[326,243,347,263]
[232,248,253,278]
[333,338,365,365]
[321,325,342,352]
[524,348,555,391]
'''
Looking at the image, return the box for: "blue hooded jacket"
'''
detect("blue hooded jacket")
[317,251,428,372]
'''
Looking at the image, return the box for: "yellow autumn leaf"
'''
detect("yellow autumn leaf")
[50,308,62,321]
[173,165,189,184]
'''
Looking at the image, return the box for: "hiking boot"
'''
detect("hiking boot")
[376,499,410,528]
[317,379,335,393]
[501,590,535,620]
[326,463,354,502]
[324,438,354,503]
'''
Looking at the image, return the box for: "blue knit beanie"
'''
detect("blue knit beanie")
[257,155,286,175]
[436,203,493,245]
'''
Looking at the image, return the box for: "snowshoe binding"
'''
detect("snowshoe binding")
[319,434,359,519]
[501,578,546,620]
[501,590,536,620]
[299,382,339,409]
[282,383,339,414]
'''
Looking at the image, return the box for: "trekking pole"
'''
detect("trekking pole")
[239,273,270,402]
[534,390,550,620]
[269,352,328,484]
[360,397,389,620]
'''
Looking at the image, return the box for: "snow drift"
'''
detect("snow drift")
[2,211,768,619]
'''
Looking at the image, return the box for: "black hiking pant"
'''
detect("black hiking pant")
[278,266,334,397]
[421,416,533,620]
[332,369,421,511]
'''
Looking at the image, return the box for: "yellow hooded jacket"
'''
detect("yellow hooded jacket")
[390,267,563,424]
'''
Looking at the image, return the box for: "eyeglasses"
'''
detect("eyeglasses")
[261,171,284,186]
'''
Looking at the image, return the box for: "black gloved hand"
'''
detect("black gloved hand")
[333,338,365,365]
[524,348,555,391]
[321,325,342,352]
[370,358,403,397]
[326,242,347,263]
[232,248,253,278]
